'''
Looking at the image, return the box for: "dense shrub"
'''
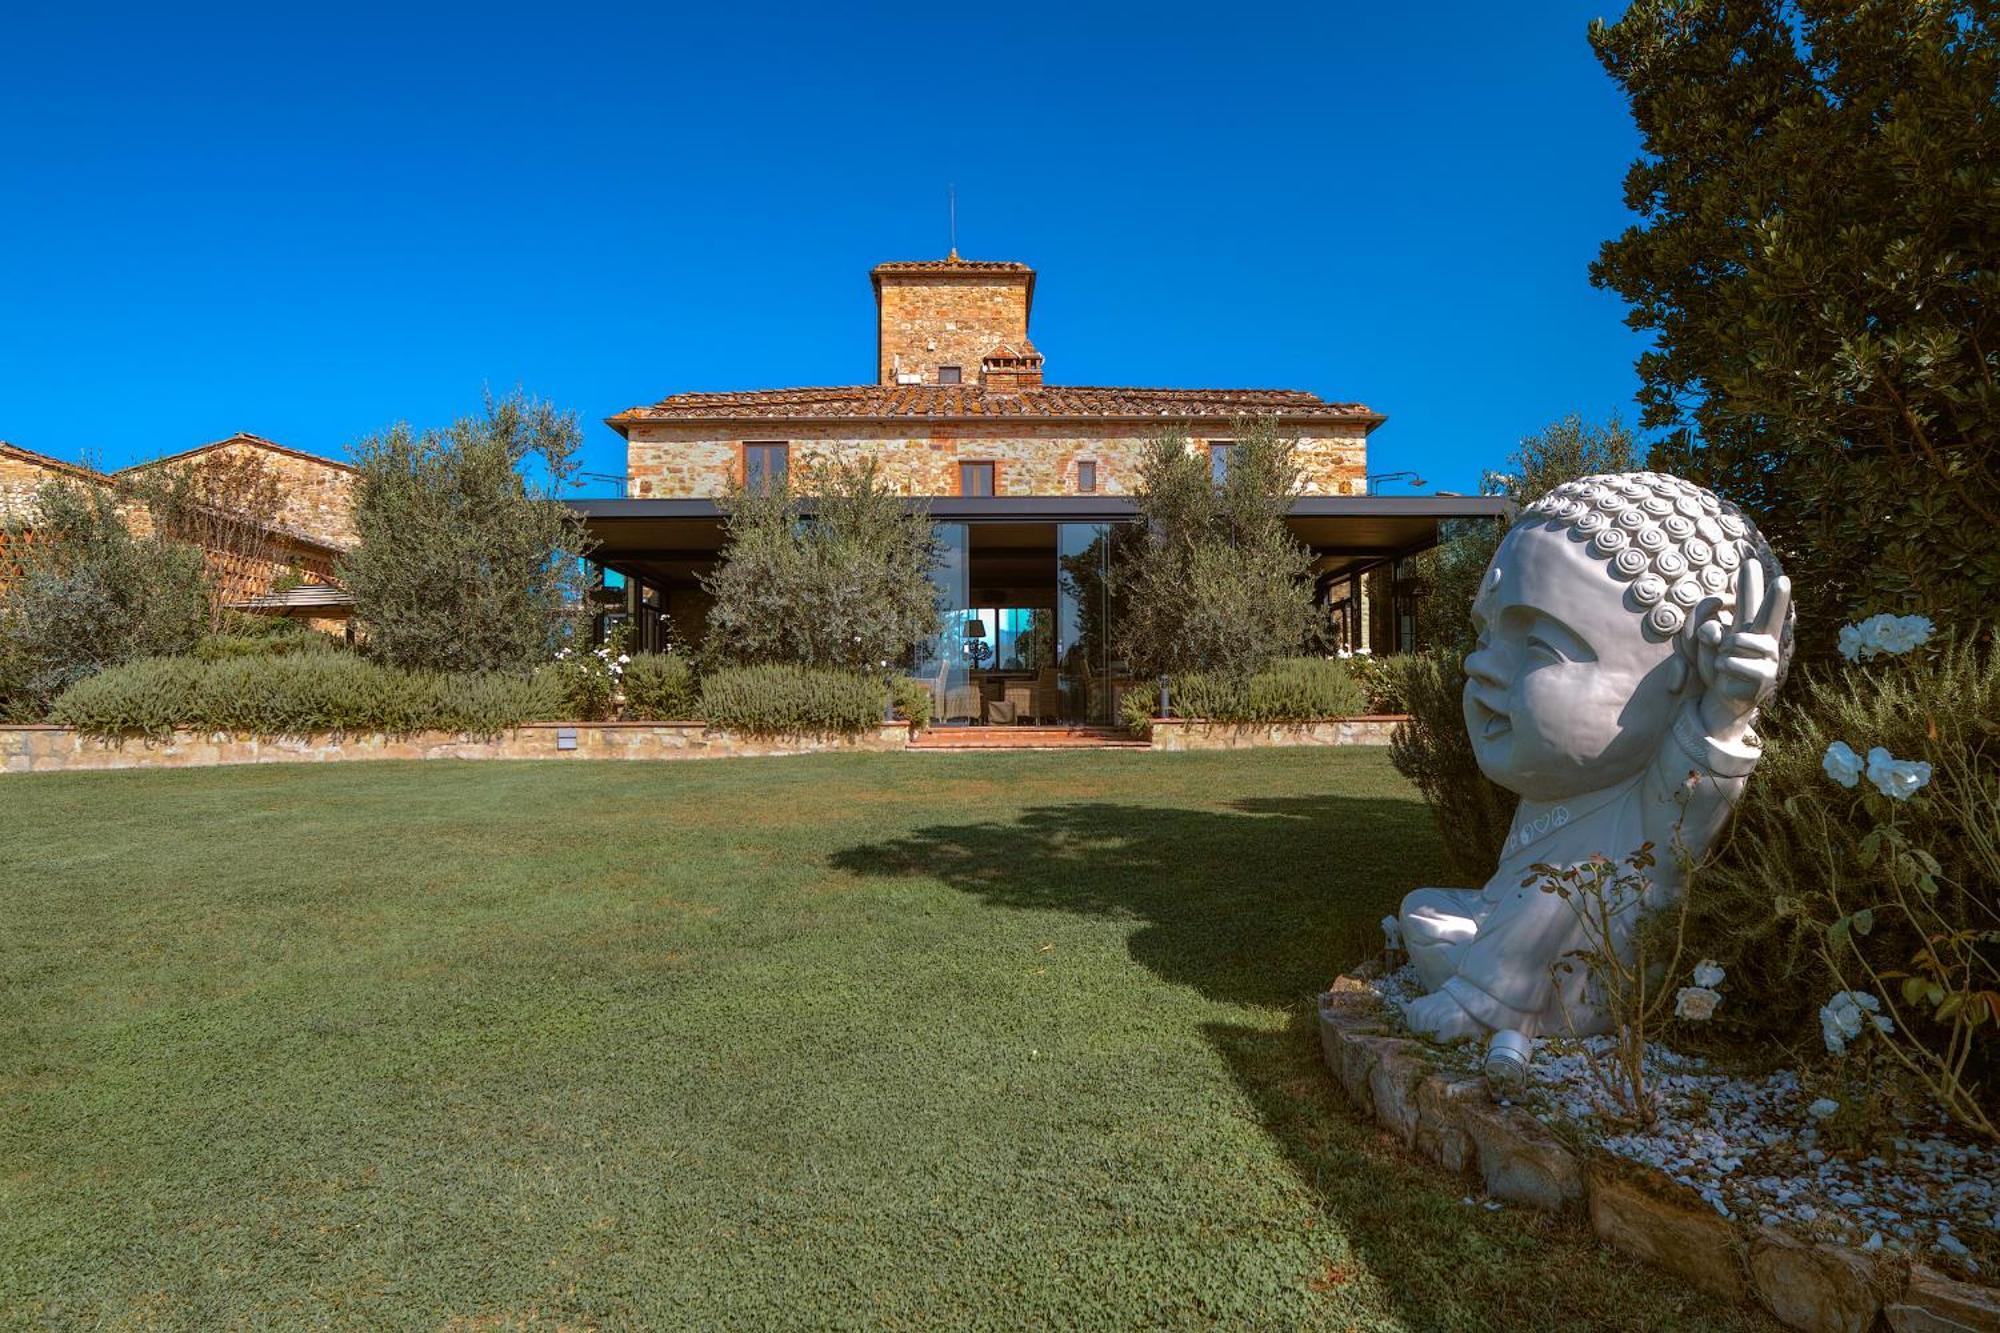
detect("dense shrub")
[1386,651,1517,884]
[1168,657,1366,723]
[193,614,345,661]
[1347,653,1405,714]
[621,652,700,721]
[889,675,932,728]
[697,665,885,736]
[0,478,210,718]
[50,654,559,738]
[1673,638,1999,1102]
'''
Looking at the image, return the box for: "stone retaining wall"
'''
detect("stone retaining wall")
[1318,971,1999,1333]
[1147,716,1403,750]
[0,721,912,774]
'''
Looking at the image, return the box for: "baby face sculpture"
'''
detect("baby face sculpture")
[1397,471,1793,1045]
[1464,523,1689,803]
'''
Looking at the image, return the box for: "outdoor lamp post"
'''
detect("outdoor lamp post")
[1157,672,1171,720]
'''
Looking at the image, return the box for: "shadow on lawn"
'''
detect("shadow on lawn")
[830,797,1752,1330]
[829,793,1437,1010]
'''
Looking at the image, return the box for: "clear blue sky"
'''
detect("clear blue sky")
[1,3,1648,496]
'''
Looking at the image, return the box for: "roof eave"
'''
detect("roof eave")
[611,409,1386,433]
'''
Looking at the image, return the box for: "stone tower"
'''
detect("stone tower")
[871,255,1037,387]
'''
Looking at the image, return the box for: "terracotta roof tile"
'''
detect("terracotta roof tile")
[870,257,1034,276]
[610,384,1382,430]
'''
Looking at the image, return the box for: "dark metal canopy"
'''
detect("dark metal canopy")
[567,494,1510,588]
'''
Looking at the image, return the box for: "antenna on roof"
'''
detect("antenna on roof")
[948,183,958,260]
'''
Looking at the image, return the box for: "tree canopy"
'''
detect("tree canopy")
[1590,0,1999,655]
[700,455,942,671]
[1114,418,1319,679]
[338,392,592,675]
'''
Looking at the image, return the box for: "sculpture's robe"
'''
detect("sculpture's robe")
[1400,702,1762,1036]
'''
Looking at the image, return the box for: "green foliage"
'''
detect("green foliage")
[1347,653,1405,714]
[49,653,559,738]
[888,674,932,728]
[696,664,885,736]
[1118,688,1154,735]
[0,478,210,719]
[338,391,592,674]
[1411,415,1638,660]
[701,457,942,671]
[194,615,345,661]
[1676,637,1999,1120]
[550,626,628,722]
[1386,651,1517,884]
[621,652,700,722]
[1169,657,1366,723]
[1115,418,1318,679]
[1590,2,2000,658]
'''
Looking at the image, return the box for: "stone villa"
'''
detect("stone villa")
[582,253,1502,721]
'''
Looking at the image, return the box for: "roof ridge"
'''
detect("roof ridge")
[117,433,357,475]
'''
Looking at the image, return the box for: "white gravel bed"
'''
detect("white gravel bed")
[1366,964,1999,1279]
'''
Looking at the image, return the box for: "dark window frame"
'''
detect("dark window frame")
[745,441,789,492]
[937,365,962,385]
[959,461,996,497]
[1077,460,1097,494]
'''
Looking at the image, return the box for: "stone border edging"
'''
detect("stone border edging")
[1148,715,1404,750]
[1318,970,1999,1333]
[0,721,913,774]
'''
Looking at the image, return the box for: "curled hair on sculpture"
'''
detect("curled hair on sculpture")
[1515,472,1795,688]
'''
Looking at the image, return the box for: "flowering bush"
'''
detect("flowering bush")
[1674,627,1998,1140]
[550,627,629,722]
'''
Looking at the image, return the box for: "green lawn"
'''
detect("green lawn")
[1,751,1770,1331]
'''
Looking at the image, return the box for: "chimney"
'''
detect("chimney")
[979,339,1044,394]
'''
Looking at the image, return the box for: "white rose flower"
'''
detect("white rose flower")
[1865,747,1933,801]
[1822,740,1863,789]
[1692,959,1726,989]
[1820,990,1892,1055]
[1840,613,1936,660]
[1675,986,1721,1021]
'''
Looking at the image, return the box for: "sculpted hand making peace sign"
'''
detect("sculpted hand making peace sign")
[1694,555,1792,745]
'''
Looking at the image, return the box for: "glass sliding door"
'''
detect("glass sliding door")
[1056,522,1115,723]
[921,522,980,723]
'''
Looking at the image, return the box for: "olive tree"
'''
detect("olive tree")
[338,392,592,674]
[701,455,942,670]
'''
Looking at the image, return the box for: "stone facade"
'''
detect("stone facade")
[120,434,357,549]
[0,721,915,773]
[0,443,105,524]
[625,418,1370,499]
[874,260,1033,386]
[611,255,1382,501]
[1147,716,1403,749]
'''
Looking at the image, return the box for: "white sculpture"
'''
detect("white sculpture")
[1398,472,1793,1044]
